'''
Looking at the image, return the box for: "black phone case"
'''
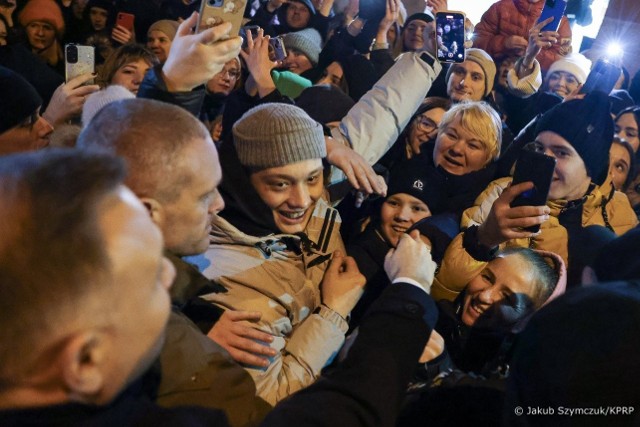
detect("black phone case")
[580,59,621,95]
[435,11,466,63]
[510,150,557,233]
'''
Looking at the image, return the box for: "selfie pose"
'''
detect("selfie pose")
[456,92,638,287]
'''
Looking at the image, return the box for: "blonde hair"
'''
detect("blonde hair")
[437,101,502,161]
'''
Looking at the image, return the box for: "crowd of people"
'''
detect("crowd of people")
[1,0,639,425]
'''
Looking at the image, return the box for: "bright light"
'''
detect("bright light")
[607,42,624,58]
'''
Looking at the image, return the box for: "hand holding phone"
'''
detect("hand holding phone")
[116,12,135,32]
[65,44,95,84]
[197,0,247,35]
[579,58,621,95]
[509,149,556,233]
[477,179,552,248]
[537,0,568,32]
[163,13,242,92]
[435,11,466,63]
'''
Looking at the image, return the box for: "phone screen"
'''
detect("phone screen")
[435,12,465,63]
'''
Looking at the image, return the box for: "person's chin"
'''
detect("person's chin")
[438,155,466,175]
[451,91,471,102]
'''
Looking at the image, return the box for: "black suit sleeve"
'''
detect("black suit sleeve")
[261,283,438,427]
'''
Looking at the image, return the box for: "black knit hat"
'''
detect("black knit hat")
[593,225,640,281]
[387,158,443,214]
[0,66,42,134]
[535,91,614,185]
[296,84,354,124]
[505,282,640,424]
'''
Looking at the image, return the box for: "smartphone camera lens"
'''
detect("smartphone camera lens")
[66,45,78,64]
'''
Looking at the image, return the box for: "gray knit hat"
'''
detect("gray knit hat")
[445,48,496,97]
[148,19,180,41]
[282,28,322,66]
[232,103,326,170]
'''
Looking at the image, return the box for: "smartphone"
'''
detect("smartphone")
[239,25,260,48]
[435,11,466,63]
[579,58,621,95]
[269,36,287,62]
[196,0,247,36]
[510,149,557,232]
[537,0,568,32]
[65,44,95,84]
[116,12,135,32]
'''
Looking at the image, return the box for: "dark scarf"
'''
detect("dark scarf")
[413,142,498,218]
[216,137,280,237]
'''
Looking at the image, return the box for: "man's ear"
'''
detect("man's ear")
[60,331,108,402]
[140,197,164,228]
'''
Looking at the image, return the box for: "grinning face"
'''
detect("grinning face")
[447,61,486,102]
[615,112,639,152]
[408,107,446,156]
[536,131,592,201]
[286,1,311,30]
[25,21,56,51]
[461,254,537,330]
[159,137,224,256]
[545,71,580,99]
[433,115,491,175]
[111,59,152,95]
[147,30,172,64]
[379,193,431,247]
[98,185,175,402]
[608,142,632,190]
[250,159,324,234]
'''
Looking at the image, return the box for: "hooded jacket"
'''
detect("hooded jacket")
[196,138,348,406]
[199,197,347,406]
[474,0,572,71]
[434,176,638,296]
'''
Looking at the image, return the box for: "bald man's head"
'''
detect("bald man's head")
[78,99,224,256]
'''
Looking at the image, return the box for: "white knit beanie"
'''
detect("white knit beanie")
[232,103,326,170]
[82,85,134,128]
[547,53,592,84]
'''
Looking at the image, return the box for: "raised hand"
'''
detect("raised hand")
[384,230,436,293]
[42,73,99,126]
[162,12,242,92]
[477,181,551,248]
[321,250,366,318]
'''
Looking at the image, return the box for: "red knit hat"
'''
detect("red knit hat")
[19,0,65,38]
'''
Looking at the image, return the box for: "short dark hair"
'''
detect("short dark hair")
[0,149,126,383]
[77,98,211,203]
